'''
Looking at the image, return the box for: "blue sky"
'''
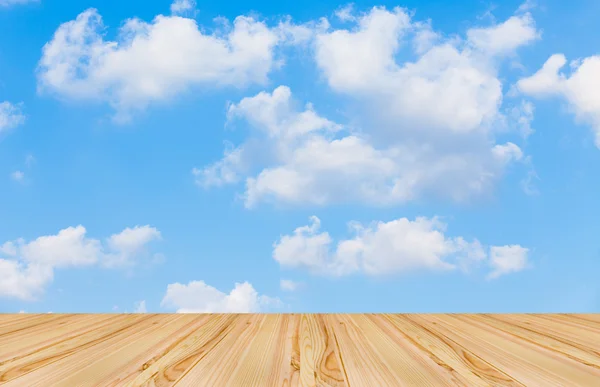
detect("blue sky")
[0,0,599,313]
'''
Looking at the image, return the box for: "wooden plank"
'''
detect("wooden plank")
[171,314,266,386]
[572,314,600,324]
[330,314,455,386]
[474,314,600,368]
[0,314,598,386]
[215,314,295,386]
[382,314,521,386]
[0,314,161,385]
[490,314,600,352]
[0,314,38,330]
[0,314,70,337]
[34,315,193,387]
[0,314,115,362]
[423,314,600,386]
[123,313,239,386]
[294,314,346,387]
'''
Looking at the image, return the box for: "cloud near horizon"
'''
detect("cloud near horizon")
[273,216,530,279]
[161,280,280,313]
[0,225,161,300]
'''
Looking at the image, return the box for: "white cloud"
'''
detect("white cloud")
[315,7,411,100]
[488,245,530,279]
[517,0,537,13]
[492,142,524,164]
[19,226,103,268]
[0,225,161,300]
[104,225,161,267]
[0,0,38,7]
[516,53,600,147]
[314,7,538,134]
[411,21,440,55]
[335,4,356,22]
[106,225,160,254]
[506,100,535,138]
[273,216,338,273]
[280,279,301,292]
[170,0,196,16]
[161,280,279,313]
[273,216,528,279]
[466,13,539,56]
[133,300,147,313]
[198,7,537,208]
[199,86,525,208]
[0,241,18,256]
[0,260,53,301]
[275,17,330,47]
[192,142,245,188]
[37,8,284,121]
[0,101,25,133]
[10,170,24,182]
[227,85,343,140]
[521,167,540,196]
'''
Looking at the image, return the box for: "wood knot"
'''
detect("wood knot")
[290,359,300,371]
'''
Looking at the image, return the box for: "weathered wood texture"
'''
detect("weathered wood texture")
[0,314,599,386]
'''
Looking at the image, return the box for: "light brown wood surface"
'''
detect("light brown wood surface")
[0,314,599,386]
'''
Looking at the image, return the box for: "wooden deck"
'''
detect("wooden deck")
[0,314,599,386]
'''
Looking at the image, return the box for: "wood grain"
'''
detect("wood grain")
[0,314,598,386]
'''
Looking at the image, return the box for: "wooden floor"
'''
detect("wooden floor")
[0,314,599,386]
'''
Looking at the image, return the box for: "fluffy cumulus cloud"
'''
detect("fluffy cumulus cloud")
[313,6,538,135]
[0,225,161,300]
[0,101,25,133]
[273,216,529,279]
[161,280,280,313]
[0,260,53,301]
[197,85,524,208]
[36,7,294,121]
[197,6,537,208]
[516,53,600,147]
